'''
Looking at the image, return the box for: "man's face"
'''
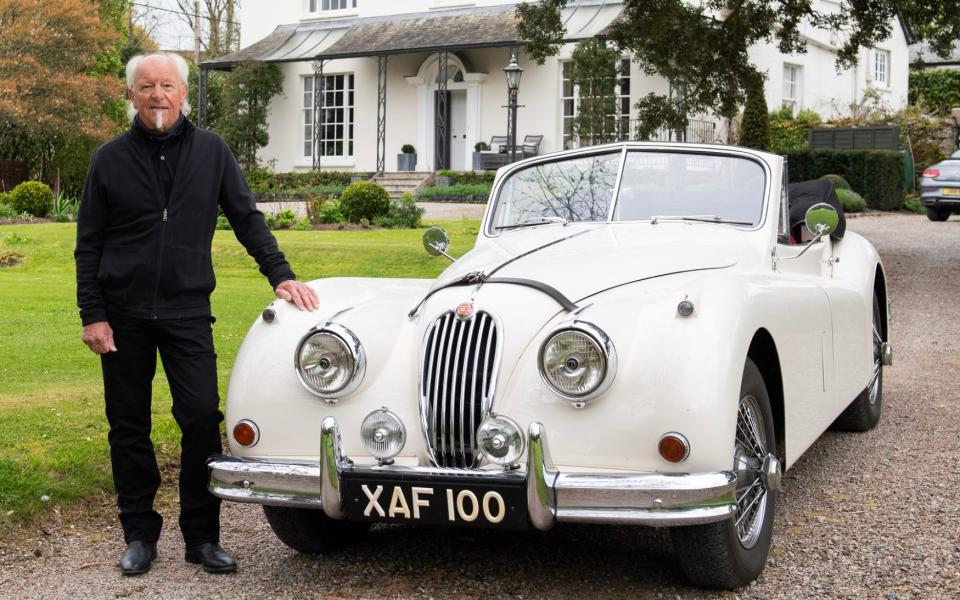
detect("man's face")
[128,56,188,132]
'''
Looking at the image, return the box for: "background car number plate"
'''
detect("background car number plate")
[341,471,527,529]
[943,188,960,196]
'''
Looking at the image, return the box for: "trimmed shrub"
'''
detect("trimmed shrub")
[835,188,866,213]
[375,193,424,229]
[739,82,771,151]
[418,183,492,202]
[339,181,390,223]
[783,149,904,210]
[401,144,416,154]
[820,174,852,191]
[10,181,54,217]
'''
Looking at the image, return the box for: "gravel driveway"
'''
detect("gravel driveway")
[1,213,957,599]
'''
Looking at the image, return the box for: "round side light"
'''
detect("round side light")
[658,432,690,463]
[477,415,525,467]
[360,408,406,463]
[233,419,260,447]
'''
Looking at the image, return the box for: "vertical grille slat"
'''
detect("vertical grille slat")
[419,310,500,468]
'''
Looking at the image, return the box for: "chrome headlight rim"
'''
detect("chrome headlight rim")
[294,323,366,400]
[537,320,617,403]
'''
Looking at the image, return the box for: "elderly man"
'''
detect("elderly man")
[75,52,317,576]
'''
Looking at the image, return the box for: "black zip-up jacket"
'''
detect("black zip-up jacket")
[75,117,295,326]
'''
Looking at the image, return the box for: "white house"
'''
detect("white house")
[201,0,910,173]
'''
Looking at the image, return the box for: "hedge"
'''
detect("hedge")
[245,168,357,192]
[783,149,904,210]
[436,170,497,185]
[418,183,492,202]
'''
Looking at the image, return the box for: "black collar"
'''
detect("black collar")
[132,114,190,143]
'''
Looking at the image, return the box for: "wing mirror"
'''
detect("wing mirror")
[422,227,454,262]
[780,202,840,261]
[804,203,839,239]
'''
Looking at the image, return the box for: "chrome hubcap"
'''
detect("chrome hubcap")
[734,394,770,549]
[868,319,882,406]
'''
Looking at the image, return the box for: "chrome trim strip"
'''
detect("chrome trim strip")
[209,419,737,528]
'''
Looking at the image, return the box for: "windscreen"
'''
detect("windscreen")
[490,150,766,231]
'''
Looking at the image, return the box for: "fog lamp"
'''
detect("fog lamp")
[233,419,260,447]
[360,408,406,463]
[658,432,690,463]
[477,415,525,467]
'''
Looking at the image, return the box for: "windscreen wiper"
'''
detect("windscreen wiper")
[650,215,753,226]
[494,216,568,230]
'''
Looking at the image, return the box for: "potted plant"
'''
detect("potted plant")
[471,141,490,171]
[397,144,417,171]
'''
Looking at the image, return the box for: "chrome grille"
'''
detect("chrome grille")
[419,310,500,468]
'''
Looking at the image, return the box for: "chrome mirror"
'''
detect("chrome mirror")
[804,203,839,238]
[422,227,453,261]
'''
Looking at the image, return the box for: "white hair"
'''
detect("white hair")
[125,52,192,122]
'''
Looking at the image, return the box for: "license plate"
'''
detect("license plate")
[943,188,960,196]
[341,470,527,529]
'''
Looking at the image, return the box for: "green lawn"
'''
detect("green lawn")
[0,220,479,523]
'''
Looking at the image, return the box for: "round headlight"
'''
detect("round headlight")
[538,322,616,404]
[477,415,525,466]
[295,324,365,400]
[361,408,406,463]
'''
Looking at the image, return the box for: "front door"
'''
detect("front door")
[450,91,467,170]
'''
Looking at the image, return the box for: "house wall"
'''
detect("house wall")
[240,0,910,172]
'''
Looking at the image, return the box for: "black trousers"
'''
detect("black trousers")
[100,314,222,546]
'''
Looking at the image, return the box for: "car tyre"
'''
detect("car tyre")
[926,207,950,221]
[833,292,883,432]
[670,358,777,590]
[263,505,370,554]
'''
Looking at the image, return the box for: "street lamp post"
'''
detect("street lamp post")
[503,48,524,163]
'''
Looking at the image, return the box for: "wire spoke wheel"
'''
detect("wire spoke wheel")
[734,394,770,549]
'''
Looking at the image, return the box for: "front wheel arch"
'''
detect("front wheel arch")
[747,329,785,464]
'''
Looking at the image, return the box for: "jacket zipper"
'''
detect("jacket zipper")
[152,208,168,319]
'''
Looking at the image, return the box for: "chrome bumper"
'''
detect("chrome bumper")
[208,418,737,529]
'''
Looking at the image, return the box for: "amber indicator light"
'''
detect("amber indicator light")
[658,434,688,463]
[233,421,258,447]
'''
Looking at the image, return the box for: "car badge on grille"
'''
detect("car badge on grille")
[455,302,475,320]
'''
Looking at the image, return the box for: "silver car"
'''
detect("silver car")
[920,150,960,221]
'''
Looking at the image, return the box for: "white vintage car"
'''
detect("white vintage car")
[208,142,891,589]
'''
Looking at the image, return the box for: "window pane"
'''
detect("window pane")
[492,152,622,228]
[614,152,765,225]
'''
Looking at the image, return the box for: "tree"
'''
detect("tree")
[0,0,125,187]
[170,0,240,58]
[568,38,623,146]
[739,80,771,151]
[517,0,960,136]
[213,61,283,172]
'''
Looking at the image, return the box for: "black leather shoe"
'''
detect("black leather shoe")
[184,542,237,573]
[119,541,156,576]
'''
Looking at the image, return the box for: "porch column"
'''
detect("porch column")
[435,50,448,170]
[312,59,326,171]
[376,55,388,175]
[198,67,209,128]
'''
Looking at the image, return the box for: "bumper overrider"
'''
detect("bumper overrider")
[207,418,737,529]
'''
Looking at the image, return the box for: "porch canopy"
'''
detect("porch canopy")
[199,0,624,171]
